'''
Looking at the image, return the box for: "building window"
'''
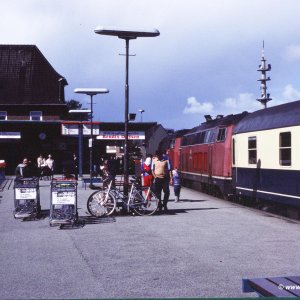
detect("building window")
[248,136,257,164]
[30,111,42,121]
[217,128,226,142]
[279,132,291,166]
[0,111,7,120]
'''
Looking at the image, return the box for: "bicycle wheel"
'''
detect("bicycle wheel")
[87,189,116,217]
[130,188,159,216]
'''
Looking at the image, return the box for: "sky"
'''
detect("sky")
[2,0,300,130]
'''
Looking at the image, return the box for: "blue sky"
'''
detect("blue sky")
[2,0,300,129]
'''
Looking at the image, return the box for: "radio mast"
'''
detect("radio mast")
[257,41,272,108]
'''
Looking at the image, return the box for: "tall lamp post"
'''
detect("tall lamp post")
[69,109,91,178]
[94,26,159,192]
[138,109,145,122]
[74,88,109,187]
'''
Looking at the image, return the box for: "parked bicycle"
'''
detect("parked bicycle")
[87,176,159,217]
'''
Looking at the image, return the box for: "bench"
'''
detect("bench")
[243,276,300,297]
[82,177,102,189]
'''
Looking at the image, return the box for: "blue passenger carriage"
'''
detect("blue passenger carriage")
[232,100,300,207]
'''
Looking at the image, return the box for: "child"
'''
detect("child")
[172,167,181,202]
[142,156,153,188]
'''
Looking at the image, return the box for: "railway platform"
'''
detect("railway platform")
[0,176,299,299]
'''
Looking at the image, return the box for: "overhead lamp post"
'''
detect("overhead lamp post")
[94,26,159,193]
[68,109,91,179]
[74,88,109,187]
[138,109,145,122]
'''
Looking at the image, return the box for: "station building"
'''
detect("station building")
[0,45,168,174]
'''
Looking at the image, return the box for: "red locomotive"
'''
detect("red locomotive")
[161,112,248,198]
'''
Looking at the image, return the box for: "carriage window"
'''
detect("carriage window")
[248,136,257,164]
[217,128,226,142]
[279,132,291,166]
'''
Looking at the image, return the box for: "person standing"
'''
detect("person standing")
[141,155,153,197]
[73,153,78,180]
[37,154,45,169]
[151,151,173,213]
[45,154,55,180]
[107,156,118,186]
[15,158,38,178]
[36,154,45,178]
[172,167,182,202]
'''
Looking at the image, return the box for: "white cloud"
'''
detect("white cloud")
[183,97,214,114]
[221,92,260,113]
[282,84,300,100]
[284,44,300,61]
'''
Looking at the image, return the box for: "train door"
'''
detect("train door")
[208,144,213,178]
[178,147,182,171]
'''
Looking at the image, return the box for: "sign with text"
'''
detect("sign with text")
[61,123,99,136]
[97,131,145,140]
[82,124,100,136]
[15,188,37,200]
[52,191,76,205]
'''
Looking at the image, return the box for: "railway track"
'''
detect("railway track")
[0,179,13,191]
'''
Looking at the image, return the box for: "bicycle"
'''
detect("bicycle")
[87,176,159,217]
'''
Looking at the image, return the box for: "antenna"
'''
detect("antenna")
[256,41,272,108]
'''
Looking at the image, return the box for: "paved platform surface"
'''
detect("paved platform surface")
[0,177,300,299]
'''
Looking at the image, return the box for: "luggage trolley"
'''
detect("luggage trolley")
[49,179,80,228]
[13,177,41,219]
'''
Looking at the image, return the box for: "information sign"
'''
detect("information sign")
[15,188,37,200]
[52,191,76,205]
[97,131,145,140]
[61,123,100,136]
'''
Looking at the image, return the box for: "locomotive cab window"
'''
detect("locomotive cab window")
[279,132,291,166]
[248,136,257,164]
[217,128,226,142]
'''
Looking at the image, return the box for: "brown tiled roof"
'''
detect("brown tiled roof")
[0,44,67,105]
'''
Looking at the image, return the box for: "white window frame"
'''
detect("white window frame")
[279,132,291,166]
[248,136,257,165]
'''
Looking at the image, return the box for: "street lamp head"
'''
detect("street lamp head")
[74,88,109,96]
[69,109,91,114]
[94,26,160,39]
[138,109,145,113]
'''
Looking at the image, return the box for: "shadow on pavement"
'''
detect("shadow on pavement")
[80,215,116,225]
[169,199,207,203]
[154,207,219,216]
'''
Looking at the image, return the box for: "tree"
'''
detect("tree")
[66,99,82,110]
[65,99,89,120]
